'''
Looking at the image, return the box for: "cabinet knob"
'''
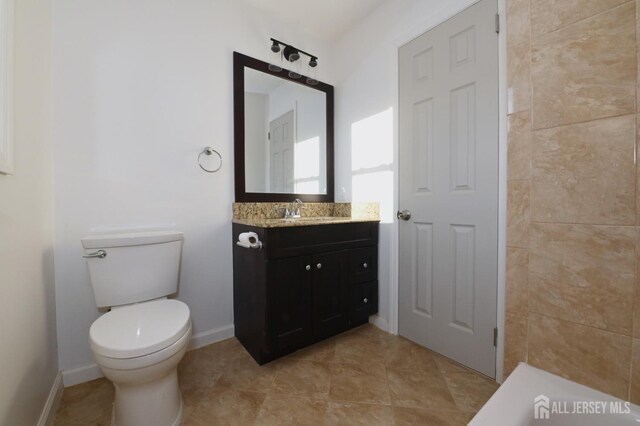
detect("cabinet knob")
[305,265,311,271]
[363,262,368,269]
[363,298,368,304]
[316,263,322,269]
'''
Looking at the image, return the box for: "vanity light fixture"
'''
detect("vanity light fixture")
[268,38,319,83]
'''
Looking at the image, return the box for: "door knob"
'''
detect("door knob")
[397,210,412,221]
[363,263,368,269]
[363,298,368,304]
[316,263,322,269]
[305,265,311,271]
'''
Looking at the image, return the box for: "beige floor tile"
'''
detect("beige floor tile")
[270,358,332,399]
[287,337,336,363]
[55,325,500,425]
[216,352,278,392]
[393,406,472,426]
[386,367,457,411]
[329,362,390,405]
[183,384,265,426]
[54,379,114,426]
[255,394,326,426]
[325,401,394,426]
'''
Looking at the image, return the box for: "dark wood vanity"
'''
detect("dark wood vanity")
[232,221,379,364]
[231,51,379,364]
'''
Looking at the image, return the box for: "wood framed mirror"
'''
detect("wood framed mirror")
[233,51,334,202]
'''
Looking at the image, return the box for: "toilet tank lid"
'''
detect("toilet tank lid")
[81,231,183,249]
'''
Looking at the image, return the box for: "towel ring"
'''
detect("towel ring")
[198,147,222,173]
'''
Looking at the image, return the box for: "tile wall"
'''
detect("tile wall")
[505,0,640,402]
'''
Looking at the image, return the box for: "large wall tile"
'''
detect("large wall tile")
[507,180,530,248]
[531,3,636,130]
[635,229,640,338]
[632,339,640,405]
[506,248,528,315]
[506,0,531,114]
[530,223,635,335]
[528,314,631,399]
[531,115,636,225]
[507,111,531,181]
[504,313,527,378]
[530,0,629,36]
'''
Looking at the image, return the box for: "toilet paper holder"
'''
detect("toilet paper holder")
[236,241,262,250]
[236,232,262,250]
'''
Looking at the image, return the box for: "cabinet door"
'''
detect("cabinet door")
[312,251,349,339]
[266,256,312,352]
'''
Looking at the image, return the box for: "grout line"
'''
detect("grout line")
[531,112,637,134]
[528,221,638,228]
[530,0,635,40]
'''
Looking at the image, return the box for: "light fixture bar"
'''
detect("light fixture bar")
[269,38,318,62]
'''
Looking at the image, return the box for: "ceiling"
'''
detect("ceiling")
[241,0,389,42]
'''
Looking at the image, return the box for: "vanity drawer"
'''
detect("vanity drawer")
[348,246,377,284]
[265,222,378,259]
[349,281,378,326]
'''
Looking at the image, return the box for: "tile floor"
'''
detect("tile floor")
[54,324,499,425]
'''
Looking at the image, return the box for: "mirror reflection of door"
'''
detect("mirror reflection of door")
[269,110,295,193]
[244,67,327,195]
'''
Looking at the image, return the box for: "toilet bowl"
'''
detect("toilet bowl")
[90,299,191,426]
[82,231,191,426]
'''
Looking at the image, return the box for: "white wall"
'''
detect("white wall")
[330,0,484,331]
[0,0,58,423]
[52,0,330,383]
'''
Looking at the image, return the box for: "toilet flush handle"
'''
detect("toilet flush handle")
[83,250,107,259]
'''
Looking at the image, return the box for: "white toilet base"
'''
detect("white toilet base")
[95,327,191,426]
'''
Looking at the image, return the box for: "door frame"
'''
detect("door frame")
[389,0,508,382]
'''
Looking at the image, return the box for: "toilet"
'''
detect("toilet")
[81,231,191,426]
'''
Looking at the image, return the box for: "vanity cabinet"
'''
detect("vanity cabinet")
[232,221,379,364]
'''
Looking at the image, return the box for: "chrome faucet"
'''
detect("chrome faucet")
[275,199,304,219]
[291,198,304,218]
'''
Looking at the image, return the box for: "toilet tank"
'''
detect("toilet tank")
[81,231,183,308]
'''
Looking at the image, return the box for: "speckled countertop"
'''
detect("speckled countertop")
[232,202,380,228]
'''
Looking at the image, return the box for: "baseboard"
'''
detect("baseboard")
[37,372,63,426]
[62,363,103,387]
[188,324,235,350]
[369,314,390,333]
[61,324,235,387]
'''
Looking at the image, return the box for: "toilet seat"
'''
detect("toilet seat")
[90,299,191,359]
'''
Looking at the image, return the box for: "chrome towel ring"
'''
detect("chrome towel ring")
[198,147,222,173]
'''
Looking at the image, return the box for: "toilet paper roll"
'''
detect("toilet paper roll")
[238,232,259,246]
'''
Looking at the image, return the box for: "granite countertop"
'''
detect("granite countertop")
[232,216,380,228]
[232,202,380,228]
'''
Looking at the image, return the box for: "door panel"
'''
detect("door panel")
[269,110,294,193]
[312,251,348,339]
[398,0,498,377]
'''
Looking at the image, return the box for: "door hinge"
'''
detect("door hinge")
[268,132,271,140]
[493,327,498,347]
[495,13,500,34]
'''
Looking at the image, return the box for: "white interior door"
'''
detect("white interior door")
[269,110,295,193]
[398,0,499,377]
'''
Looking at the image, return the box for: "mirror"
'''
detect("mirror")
[234,52,334,202]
